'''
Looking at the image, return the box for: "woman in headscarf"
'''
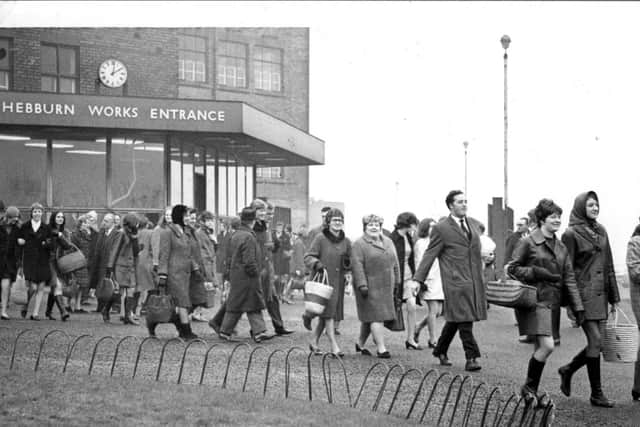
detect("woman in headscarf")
[303,208,351,356]
[351,214,400,359]
[558,191,620,407]
[157,204,200,340]
[508,198,584,406]
[626,223,640,401]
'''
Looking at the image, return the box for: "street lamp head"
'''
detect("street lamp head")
[500,35,511,50]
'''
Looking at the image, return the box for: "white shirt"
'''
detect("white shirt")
[31,219,41,232]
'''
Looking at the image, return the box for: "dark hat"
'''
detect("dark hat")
[171,204,188,227]
[122,213,139,230]
[240,207,256,222]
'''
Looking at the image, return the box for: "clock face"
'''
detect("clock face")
[98,59,128,88]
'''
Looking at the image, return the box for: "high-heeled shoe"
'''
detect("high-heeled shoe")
[377,350,391,359]
[309,344,323,356]
[1,313,10,320]
[355,343,371,356]
[30,315,40,321]
[46,313,57,320]
[405,341,423,350]
[428,341,437,349]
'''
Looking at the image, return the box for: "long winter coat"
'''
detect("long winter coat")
[158,224,199,308]
[107,230,140,288]
[90,228,119,290]
[49,228,73,288]
[625,235,640,325]
[508,228,584,334]
[71,228,93,288]
[135,228,155,292]
[561,191,620,320]
[225,224,265,313]
[254,220,278,301]
[390,229,415,285]
[413,216,487,323]
[351,233,400,323]
[186,225,207,308]
[0,220,20,281]
[304,228,351,320]
[19,220,55,283]
[273,230,292,275]
[195,227,218,285]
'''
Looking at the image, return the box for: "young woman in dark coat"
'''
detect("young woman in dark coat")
[507,199,585,406]
[0,206,21,319]
[558,191,620,407]
[17,203,57,320]
[46,210,73,321]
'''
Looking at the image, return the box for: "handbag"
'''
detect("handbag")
[56,243,87,274]
[145,286,175,324]
[603,308,638,363]
[384,296,405,331]
[11,269,29,306]
[304,270,333,317]
[96,276,118,301]
[60,276,80,299]
[486,278,537,309]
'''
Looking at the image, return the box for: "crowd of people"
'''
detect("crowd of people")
[1,188,639,409]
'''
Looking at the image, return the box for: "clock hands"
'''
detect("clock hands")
[111,67,124,76]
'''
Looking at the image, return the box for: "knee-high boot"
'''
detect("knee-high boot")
[522,356,546,403]
[101,299,113,323]
[123,297,140,325]
[558,348,588,396]
[54,295,70,321]
[45,292,56,320]
[633,359,640,400]
[586,356,615,407]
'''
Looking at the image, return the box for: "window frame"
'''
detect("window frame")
[216,40,248,89]
[178,34,208,84]
[40,42,79,94]
[0,37,11,91]
[256,167,283,180]
[253,45,283,93]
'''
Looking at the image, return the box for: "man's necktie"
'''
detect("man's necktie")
[460,218,471,240]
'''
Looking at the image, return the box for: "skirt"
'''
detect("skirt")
[516,302,552,336]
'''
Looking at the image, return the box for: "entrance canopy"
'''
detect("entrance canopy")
[0,91,324,166]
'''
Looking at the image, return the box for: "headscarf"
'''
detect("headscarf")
[171,204,188,227]
[568,190,602,235]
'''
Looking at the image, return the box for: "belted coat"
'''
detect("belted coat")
[158,224,199,308]
[413,216,487,323]
[225,224,265,313]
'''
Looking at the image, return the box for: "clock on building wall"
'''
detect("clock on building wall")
[98,58,128,88]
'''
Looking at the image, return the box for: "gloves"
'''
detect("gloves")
[314,261,325,272]
[105,268,113,278]
[158,275,167,287]
[532,266,561,283]
[358,286,369,298]
[574,310,585,327]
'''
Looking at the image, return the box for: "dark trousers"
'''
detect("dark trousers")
[211,302,226,327]
[266,295,284,330]
[434,321,481,360]
[221,310,267,336]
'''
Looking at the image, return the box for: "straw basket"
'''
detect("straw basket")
[603,308,638,363]
[486,278,537,309]
[304,270,332,317]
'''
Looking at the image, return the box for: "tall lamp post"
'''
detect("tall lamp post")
[501,34,511,209]
[463,141,469,196]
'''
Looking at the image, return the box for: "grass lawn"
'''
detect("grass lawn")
[1,291,639,426]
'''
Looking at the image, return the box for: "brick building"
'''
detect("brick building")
[0,27,323,226]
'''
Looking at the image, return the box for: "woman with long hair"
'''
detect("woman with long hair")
[352,214,400,359]
[303,208,351,356]
[559,191,620,407]
[0,206,20,319]
[46,210,72,321]
[508,199,584,406]
[414,218,444,348]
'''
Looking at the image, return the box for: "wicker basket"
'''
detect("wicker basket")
[486,278,537,309]
[603,309,638,363]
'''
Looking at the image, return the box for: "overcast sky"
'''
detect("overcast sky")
[2,1,640,269]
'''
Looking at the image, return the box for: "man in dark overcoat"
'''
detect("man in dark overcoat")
[91,213,119,313]
[414,190,487,371]
[219,207,272,343]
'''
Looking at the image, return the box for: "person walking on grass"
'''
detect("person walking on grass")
[558,191,620,407]
[507,198,585,407]
[45,210,72,321]
[413,190,486,372]
[0,206,20,320]
[303,208,351,357]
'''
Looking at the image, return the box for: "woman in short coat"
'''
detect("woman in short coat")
[558,191,619,407]
[351,214,400,358]
[0,206,20,320]
[108,213,141,325]
[508,199,584,405]
[625,224,640,401]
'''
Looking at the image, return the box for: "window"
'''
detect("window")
[178,35,206,83]
[253,46,282,92]
[53,139,106,207]
[0,38,10,90]
[41,44,78,93]
[217,41,247,88]
[256,167,282,179]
